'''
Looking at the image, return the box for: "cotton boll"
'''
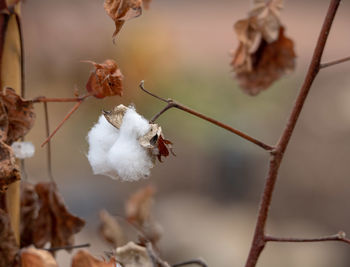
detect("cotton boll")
[87,115,119,176]
[107,108,153,181]
[11,141,35,159]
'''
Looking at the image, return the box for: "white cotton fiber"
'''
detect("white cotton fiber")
[87,107,154,181]
[87,115,119,176]
[11,141,35,159]
[107,108,153,181]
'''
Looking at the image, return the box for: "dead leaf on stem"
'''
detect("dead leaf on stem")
[85,60,123,99]
[20,182,40,247]
[0,209,19,267]
[126,185,162,246]
[99,209,125,247]
[24,182,85,251]
[104,0,142,38]
[71,250,116,267]
[231,0,296,95]
[0,141,20,192]
[20,247,58,267]
[0,87,35,144]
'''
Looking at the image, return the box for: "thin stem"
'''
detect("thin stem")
[140,82,273,151]
[44,243,90,252]
[43,102,54,182]
[41,100,83,147]
[172,259,208,267]
[31,94,90,103]
[265,233,350,245]
[245,1,341,266]
[14,13,24,98]
[320,56,350,69]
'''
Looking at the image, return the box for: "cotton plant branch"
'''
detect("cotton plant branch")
[43,243,90,253]
[28,93,92,147]
[245,0,342,266]
[139,81,273,151]
[264,231,350,245]
[320,56,350,69]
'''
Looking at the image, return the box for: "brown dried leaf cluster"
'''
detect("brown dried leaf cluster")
[99,186,162,249]
[104,0,152,38]
[231,0,296,95]
[85,59,123,99]
[0,88,35,191]
[20,182,85,251]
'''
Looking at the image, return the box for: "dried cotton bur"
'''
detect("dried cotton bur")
[104,0,152,39]
[0,87,36,191]
[87,104,174,181]
[231,0,296,95]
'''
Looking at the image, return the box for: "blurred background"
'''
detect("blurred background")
[21,0,350,266]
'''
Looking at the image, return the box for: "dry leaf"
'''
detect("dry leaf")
[104,0,142,38]
[20,182,40,248]
[231,0,295,95]
[116,242,153,267]
[0,140,20,192]
[85,60,123,99]
[0,87,35,144]
[99,209,125,247]
[234,27,295,95]
[30,182,85,251]
[125,186,162,245]
[71,250,116,267]
[0,209,19,267]
[21,247,58,267]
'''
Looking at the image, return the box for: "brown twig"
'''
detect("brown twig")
[265,232,350,245]
[43,102,54,182]
[172,259,208,267]
[320,56,350,69]
[139,81,273,151]
[43,243,90,252]
[41,100,84,147]
[31,94,90,103]
[245,1,341,266]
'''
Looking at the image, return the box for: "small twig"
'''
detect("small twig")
[320,56,350,69]
[265,231,350,245]
[41,100,84,147]
[146,242,170,267]
[43,102,54,182]
[20,159,27,181]
[140,81,273,151]
[172,259,208,267]
[43,243,90,252]
[31,94,90,103]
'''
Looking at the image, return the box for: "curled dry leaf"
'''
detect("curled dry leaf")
[21,247,58,267]
[71,250,116,267]
[231,0,295,95]
[22,182,85,251]
[0,209,19,267]
[125,186,162,246]
[20,182,40,248]
[0,141,20,192]
[0,87,35,144]
[99,209,125,247]
[85,59,123,99]
[116,242,153,267]
[104,0,142,38]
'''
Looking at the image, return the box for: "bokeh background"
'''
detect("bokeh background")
[21,0,350,266]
